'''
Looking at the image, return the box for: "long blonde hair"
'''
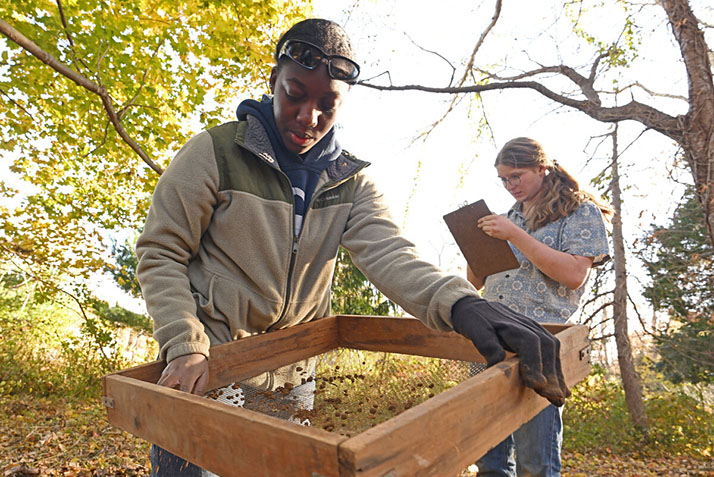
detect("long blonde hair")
[495,137,613,230]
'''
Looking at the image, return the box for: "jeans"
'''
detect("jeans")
[477,404,563,477]
[150,379,316,477]
[151,446,218,477]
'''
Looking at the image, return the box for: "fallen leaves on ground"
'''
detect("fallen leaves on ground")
[458,451,713,476]
[1,395,149,476]
[2,395,712,476]
[561,449,714,476]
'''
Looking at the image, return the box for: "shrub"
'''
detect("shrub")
[564,364,713,458]
[0,274,157,399]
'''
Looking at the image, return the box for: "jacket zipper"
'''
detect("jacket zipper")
[265,163,369,331]
[266,169,297,332]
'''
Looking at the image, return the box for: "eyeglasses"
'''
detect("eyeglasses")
[279,39,360,83]
[499,175,522,188]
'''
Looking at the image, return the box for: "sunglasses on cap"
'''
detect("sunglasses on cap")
[279,39,360,83]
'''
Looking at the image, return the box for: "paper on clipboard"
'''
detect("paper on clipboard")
[443,199,519,278]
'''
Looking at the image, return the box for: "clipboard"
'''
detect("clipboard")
[443,199,519,278]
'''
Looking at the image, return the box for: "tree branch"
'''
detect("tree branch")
[55,0,92,74]
[407,0,502,139]
[0,86,35,120]
[0,19,164,175]
[360,77,683,142]
[118,38,165,119]
[404,32,456,87]
[617,81,688,102]
[628,290,653,336]
[590,332,615,342]
[582,301,614,326]
[82,120,111,158]
[552,63,602,105]
[460,0,502,88]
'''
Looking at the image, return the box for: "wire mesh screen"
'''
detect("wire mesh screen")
[205,348,488,437]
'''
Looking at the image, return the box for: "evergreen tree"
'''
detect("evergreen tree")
[331,247,399,316]
[640,186,714,384]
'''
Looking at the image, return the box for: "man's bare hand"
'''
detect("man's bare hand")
[157,353,209,396]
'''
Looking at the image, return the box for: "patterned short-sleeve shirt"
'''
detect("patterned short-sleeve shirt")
[482,201,610,324]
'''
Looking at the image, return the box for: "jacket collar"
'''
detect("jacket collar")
[235,116,370,184]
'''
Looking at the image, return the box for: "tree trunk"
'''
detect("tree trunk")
[610,126,650,431]
[662,0,714,252]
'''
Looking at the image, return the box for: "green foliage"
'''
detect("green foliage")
[106,235,142,299]
[641,187,713,314]
[331,246,400,316]
[0,0,310,301]
[0,266,156,398]
[638,186,714,384]
[564,0,642,68]
[90,298,152,333]
[651,318,713,385]
[564,364,714,458]
[0,295,94,397]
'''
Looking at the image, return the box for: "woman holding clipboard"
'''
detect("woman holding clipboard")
[467,137,612,477]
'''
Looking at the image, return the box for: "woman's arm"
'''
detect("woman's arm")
[477,214,593,290]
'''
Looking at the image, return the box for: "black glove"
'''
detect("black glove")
[451,296,570,406]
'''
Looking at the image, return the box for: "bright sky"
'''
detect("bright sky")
[309,0,693,278]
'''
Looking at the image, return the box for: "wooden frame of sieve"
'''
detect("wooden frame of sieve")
[102,315,590,476]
